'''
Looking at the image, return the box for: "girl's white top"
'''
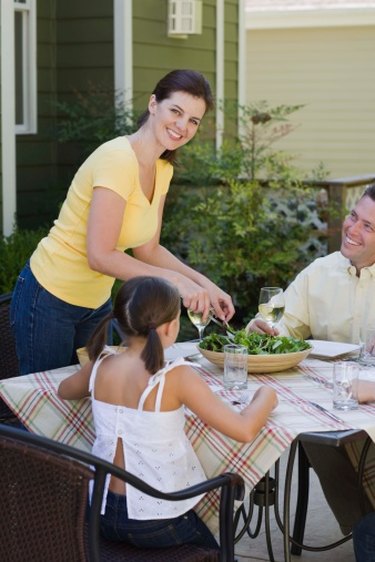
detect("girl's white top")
[89,348,207,519]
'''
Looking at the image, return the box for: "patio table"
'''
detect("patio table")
[1,346,375,558]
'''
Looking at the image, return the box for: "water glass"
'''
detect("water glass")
[223,344,248,390]
[359,326,375,367]
[332,361,359,410]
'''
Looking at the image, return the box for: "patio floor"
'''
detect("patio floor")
[234,448,355,562]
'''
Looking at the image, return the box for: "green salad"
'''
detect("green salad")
[199,330,311,355]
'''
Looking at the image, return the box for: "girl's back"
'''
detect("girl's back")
[90,349,207,520]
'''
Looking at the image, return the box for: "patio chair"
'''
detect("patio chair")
[0,424,244,562]
[0,293,19,422]
[290,431,374,555]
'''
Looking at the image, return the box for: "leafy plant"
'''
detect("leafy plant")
[164,101,329,324]
[0,227,48,293]
[57,83,138,154]
[54,90,329,327]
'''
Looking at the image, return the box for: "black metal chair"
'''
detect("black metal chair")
[0,293,19,422]
[288,431,374,556]
[0,424,244,562]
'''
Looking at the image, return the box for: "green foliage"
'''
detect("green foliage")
[164,100,329,324]
[0,227,48,293]
[57,83,139,154]
[16,92,327,330]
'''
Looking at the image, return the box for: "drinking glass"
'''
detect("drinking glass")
[258,287,285,329]
[187,309,211,341]
[359,326,375,367]
[223,344,248,390]
[332,361,359,410]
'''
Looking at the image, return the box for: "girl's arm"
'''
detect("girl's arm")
[57,362,93,399]
[175,367,277,443]
[87,187,234,321]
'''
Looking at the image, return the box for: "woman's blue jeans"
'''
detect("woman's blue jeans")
[99,491,219,550]
[353,512,375,561]
[10,262,112,375]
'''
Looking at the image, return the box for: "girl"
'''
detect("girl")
[58,276,277,549]
[12,69,234,375]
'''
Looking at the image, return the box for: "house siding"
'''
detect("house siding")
[9,0,240,230]
[132,0,217,109]
[15,0,59,229]
[246,25,375,178]
[55,0,114,193]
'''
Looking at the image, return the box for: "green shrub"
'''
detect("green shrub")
[0,227,47,293]
[54,90,329,328]
[57,83,138,155]
[163,101,329,325]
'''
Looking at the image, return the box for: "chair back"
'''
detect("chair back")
[0,293,20,421]
[0,425,244,562]
[0,432,92,562]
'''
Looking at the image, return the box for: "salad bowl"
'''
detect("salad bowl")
[198,331,312,374]
[199,346,311,373]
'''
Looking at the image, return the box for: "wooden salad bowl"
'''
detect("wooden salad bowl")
[198,346,311,374]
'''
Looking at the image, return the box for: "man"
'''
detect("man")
[247,182,375,344]
[247,182,375,541]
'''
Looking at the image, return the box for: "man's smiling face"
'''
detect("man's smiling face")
[341,195,375,272]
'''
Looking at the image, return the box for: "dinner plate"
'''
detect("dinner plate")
[199,346,311,373]
[306,340,361,359]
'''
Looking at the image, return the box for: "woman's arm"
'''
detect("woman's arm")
[87,187,234,320]
[175,367,277,443]
[133,195,234,321]
[58,362,92,400]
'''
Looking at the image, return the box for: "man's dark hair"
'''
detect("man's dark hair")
[362,182,375,202]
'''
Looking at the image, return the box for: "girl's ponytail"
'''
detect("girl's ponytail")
[86,313,113,361]
[141,325,164,373]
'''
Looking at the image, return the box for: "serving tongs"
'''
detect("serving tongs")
[208,312,235,340]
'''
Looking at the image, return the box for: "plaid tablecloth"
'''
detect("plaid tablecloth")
[2,353,375,531]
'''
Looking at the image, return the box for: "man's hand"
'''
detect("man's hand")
[245,318,280,336]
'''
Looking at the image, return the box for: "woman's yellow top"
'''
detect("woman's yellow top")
[30,137,173,308]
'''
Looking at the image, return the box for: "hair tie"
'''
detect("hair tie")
[149,323,157,331]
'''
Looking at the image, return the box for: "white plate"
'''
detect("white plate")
[306,339,360,359]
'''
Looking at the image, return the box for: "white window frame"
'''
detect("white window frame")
[14,0,37,135]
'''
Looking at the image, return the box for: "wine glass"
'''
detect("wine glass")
[187,309,211,341]
[258,287,285,329]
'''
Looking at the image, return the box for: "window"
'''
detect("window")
[14,0,37,134]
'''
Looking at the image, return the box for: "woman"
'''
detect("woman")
[11,69,234,375]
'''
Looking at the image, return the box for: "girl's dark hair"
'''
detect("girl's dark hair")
[86,276,180,374]
[137,69,214,164]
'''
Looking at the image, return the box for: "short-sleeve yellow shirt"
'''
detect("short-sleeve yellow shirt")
[30,137,173,308]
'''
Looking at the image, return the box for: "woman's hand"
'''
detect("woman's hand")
[206,285,235,323]
[177,277,211,316]
[179,278,235,323]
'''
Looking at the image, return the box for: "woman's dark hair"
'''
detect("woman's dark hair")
[86,276,180,374]
[137,69,214,164]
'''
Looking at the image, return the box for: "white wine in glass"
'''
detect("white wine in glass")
[258,287,285,328]
[187,310,211,341]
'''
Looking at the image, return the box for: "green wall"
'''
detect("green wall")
[15,0,59,229]
[11,0,239,230]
